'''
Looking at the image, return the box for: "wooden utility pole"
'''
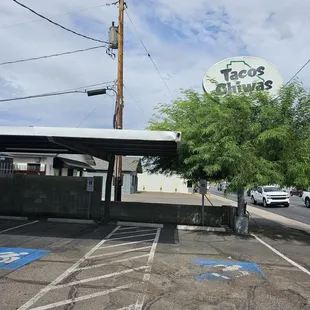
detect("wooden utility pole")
[114,0,124,201]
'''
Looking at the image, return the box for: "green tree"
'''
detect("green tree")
[145,83,310,215]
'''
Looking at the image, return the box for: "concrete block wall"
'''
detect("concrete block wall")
[103,201,234,227]
[0,175,103,219]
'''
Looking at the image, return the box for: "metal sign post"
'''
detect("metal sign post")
[199,179,208,226]
[86,177,94,219]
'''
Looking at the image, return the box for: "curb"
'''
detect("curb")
[177,225,226,232]
[47,218,95,225]
[116,221,164,228]
[0,216,28,221]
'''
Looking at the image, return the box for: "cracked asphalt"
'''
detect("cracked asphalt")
[0,216,309,309]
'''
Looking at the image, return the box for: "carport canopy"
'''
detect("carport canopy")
[0,126,181,159]
[0,126,181,224]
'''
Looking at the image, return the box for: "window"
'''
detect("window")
[263,186,281,192]
[27,163,41,171]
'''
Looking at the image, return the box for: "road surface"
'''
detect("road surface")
[210,188,310,225]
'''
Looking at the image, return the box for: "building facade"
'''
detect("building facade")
[85,156,142,198]
[138,172,192,193]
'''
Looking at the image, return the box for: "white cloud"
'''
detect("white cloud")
[0,0,309,130]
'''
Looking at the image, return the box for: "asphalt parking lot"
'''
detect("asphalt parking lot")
[0,219,310,309]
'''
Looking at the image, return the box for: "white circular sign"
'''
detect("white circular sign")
[202,56,284,97]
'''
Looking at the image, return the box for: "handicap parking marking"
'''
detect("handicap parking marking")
[0,247,50,270]
[192,259,265,281]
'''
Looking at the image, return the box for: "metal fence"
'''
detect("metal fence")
[0,162,14,176]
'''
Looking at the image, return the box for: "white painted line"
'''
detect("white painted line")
[47,218,95,225]
[0,216,28,221]
[117,221,164,228]
[89,246,152,259]
[98,239,155,250]
[118,226,139,231]
[252,233,310,277]
[17,226,120,310]
[77,254,149,271]
[117,305,135,310]
[29,285,131,310]
[52,266,148,290]
[108,232,157,241]
[112,228,157,236]
[0,220,39,234]
[135,228,161,310]
[177,225,226,232]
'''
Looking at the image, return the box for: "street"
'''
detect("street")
[210,188,310,226]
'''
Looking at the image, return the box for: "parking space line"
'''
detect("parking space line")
[29,285,131,310]
[89,246,152,259]
[117,305,135,310]
[134,228,161,310]
[112,229,157,236]
[98,239,155,250]
[18,225,161,310]
[108,233,157,241]
[52,266,148,290]
[76,254,150,271]
[252,233,310,277]
[117,226,139,231]
[0,220,39,234]
[18,226,120,310]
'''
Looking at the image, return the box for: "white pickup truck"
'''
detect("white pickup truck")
[301,190,310,208]
[250,185,290,207]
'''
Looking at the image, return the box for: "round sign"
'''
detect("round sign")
[202,56,284,97]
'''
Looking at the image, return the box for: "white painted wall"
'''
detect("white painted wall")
[13,156,54,175]
[138,172,190,193]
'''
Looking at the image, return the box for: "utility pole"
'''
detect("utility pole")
[114,0,125,201]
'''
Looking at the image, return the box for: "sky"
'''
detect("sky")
[0,0,309,130]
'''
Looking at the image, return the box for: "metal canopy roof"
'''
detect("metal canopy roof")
[0,126,181,160]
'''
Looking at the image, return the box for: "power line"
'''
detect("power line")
[0,45,107,66]
[70,81,116,91]
[285,59,310,86]
[0,90,86,103]
[124,8,174,99]
[76,102,102,127]
[123,84,144,113]
[1,1,118,31]
[12,0,110,44]
[0,81,116,103]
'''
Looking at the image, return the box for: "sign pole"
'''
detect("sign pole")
[88,191,91,219]
[199,179,207,226]
[202,193,205,226]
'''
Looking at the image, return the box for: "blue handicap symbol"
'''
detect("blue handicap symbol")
[0,247,50,270]
[192,259,265,281]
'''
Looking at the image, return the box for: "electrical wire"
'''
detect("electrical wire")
[61,81,116,92]
[124,7,174,99]
[0,90,86,103]
[1,1,119,31]
[76,102,102,128]
[0,81,116,103]
[123,84,144,113]
[12,0,110,44]
[285,59,310,86]
[0,45,107,66]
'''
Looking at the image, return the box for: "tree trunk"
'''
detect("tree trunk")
[237,188,246,216]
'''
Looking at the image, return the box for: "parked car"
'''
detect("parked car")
[218,182,229,191]
[290,188,305,197]
[251,185,290,207]
[301,190,310,208]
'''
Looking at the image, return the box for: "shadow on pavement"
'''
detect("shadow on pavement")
[248,213,310,244]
